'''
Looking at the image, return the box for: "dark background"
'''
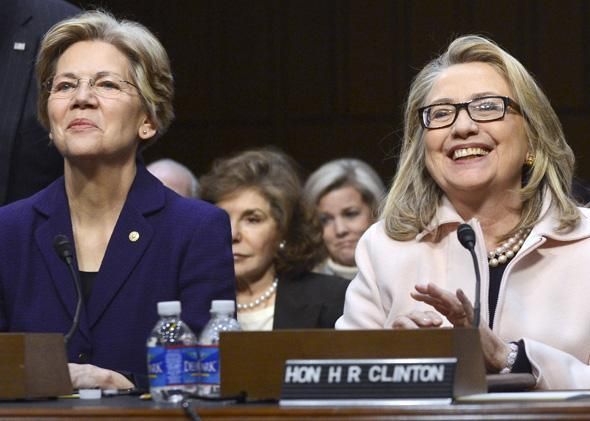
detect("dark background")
[70,0,590,185]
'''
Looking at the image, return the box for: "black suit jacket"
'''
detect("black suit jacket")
[0,0,79,205]
[273,271,350,329]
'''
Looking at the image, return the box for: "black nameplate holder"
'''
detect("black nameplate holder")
[280,357,456,406]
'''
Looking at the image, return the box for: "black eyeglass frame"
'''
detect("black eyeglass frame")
[417,95,522,130]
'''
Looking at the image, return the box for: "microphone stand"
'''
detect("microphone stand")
[457,224,481,329]
[466,246,481,328]
[63,258,83,344]
[53,235,83,345]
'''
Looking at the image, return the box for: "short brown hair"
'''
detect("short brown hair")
[36,10,174,144]
[200,148,325,275]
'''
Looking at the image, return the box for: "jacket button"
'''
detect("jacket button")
[78,352,90,363]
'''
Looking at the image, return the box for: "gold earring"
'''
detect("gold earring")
[525,153,535,167]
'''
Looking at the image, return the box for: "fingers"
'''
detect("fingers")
[456,288,475,319]
[421,310,443,327]
[411,283,472,327]
[415,283,452,299]
[392,310,443,329]
[412,283,459,314]
[413,283,457,308]
[392,315,418,329]
[68,363,134,389]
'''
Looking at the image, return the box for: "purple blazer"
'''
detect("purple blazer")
[0,165,236,376]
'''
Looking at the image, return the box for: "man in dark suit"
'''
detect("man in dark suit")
[0,0,79,205]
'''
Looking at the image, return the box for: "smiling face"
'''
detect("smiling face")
[317,185,373,266]
[422,62,529,203]
[216,188,281,287]
[47,40,155,165]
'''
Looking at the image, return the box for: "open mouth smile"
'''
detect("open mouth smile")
[451,147,490,160]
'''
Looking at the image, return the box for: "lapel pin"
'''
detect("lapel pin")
[13,42,26,51]
[129,231,140,242]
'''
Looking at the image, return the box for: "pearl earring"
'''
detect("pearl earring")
[279,241,286,250]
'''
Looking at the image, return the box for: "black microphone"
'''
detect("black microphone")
[53,235,83,345]
[457,224,481,328]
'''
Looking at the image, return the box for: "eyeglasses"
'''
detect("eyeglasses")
[418,96,521,129]
[45,74,139,99]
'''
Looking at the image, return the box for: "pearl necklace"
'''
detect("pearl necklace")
[237,278,278,310]
[487,228,531,267]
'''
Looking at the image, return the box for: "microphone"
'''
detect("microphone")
[53,235,83,345]
[456,224,481,328]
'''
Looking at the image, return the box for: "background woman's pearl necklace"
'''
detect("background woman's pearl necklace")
[487,228,531,267]
[237,278,278,310]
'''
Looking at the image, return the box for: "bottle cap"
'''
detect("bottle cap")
[157,301,181,316]
[210,300,235,313]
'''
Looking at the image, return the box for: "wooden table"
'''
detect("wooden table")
[1,395,590,420]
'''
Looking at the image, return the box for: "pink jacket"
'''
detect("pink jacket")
[336,194,590,389]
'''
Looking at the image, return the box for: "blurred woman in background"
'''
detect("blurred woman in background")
[303,159,385,280]
[200,149,350,330]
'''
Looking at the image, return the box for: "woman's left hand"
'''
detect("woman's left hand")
[68,363,134,390]
[411,283,512,372]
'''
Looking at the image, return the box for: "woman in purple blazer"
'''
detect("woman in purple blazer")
[0,11,235,389]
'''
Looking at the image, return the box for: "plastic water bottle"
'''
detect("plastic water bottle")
[197,300,241,397]
[147,301,198,403]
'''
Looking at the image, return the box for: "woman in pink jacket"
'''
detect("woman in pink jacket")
[336,35,590,390]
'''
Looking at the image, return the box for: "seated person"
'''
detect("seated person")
[200,148,350,330]
[303,158,385,280]
[0,11,235,389]
[337,35,590,390]
[147,158,199,198]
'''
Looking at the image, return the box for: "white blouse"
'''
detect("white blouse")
[237,305,274,331]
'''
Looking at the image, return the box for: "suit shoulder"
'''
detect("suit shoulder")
[286,271,350,291]
[0,193,38,218]
[161,194,229,234]
[302,271,350,284]
[0,195,38,236]
[165,194,226,218]
[29,0,80,20]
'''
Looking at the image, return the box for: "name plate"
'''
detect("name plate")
[280,358,456,406]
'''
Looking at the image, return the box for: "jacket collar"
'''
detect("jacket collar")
[416,195,463,241]
[32,164,165,218]
[32,164,167,338]
[416,190,590,243]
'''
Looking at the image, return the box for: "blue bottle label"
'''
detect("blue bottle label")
[147,345,199,387]
[198,344,220,385]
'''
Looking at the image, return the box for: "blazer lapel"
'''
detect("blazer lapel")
[86,165,162,328]
[33,179,92,341]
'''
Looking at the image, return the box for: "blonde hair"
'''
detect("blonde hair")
[303,158,385,215]
[382,35,578,240]
[36,10,174,144]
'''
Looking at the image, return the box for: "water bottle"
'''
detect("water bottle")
[197,300,241,397]
[147,301,198,403]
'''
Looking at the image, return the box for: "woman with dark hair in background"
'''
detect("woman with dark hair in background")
[200,148,350,331]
